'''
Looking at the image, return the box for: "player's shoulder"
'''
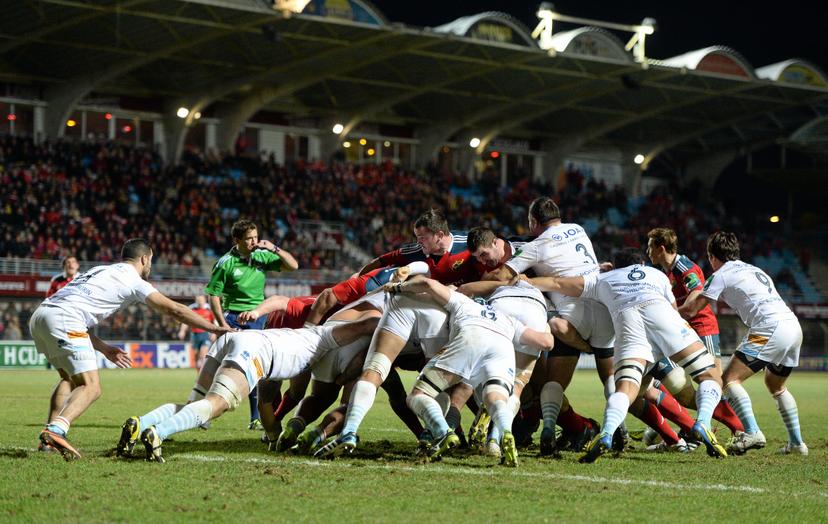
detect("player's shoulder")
[674,254,701,273]
[449,231,468,254]
[49,273,64,283]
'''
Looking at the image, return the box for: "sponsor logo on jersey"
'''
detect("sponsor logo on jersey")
[703,275,714,290]
[513,248,523,258]
[684,273,701,290]
[233,268,244,278]
[552,234,563,241]
[452,259,464,270]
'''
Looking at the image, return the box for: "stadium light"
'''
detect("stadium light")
[193,112,202,120]
[469,137,481,148]
[367,148,376,156]
[343,141,351,148]
[770,215,781,223]
[491,151,500,159]
[359,138,367,146]
[332,123,344,134]
[383,141,391,147]
[634,154,645,165]
[104,113,112,120]
[66,119,77,127]
[176,107,190,119]
[6,114,15,121]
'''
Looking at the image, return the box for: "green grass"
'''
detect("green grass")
[1,369,826,523]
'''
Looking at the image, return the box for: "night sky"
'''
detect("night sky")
[371,0,828,70]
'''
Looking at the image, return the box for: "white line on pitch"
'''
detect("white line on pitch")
[173,453,828,498]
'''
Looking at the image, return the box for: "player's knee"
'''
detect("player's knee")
[675,348,717,383]
[87,382,102,401]
[412,368,452,398]
[661,366,687,395]
[362,352,392,384]
[482,380,512,403]
[614,359,645,388]
[208,373,243,411]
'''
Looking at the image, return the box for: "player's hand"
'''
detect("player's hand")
[237,309,260,324]
[103,346,132,369]
[383,282,403,294]
[599,262,614,273]
[210,325,237,336]
[389,266,410,284]
[456,283,473,296]
[508,274,529,286]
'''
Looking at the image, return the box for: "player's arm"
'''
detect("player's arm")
[678,290,713,320]
[359,247,412,276]
[457,279,504,298]
[518,327,555,351]
[482,265,517,282]
[525,275,586,297]
[306,288,339,326]
[385,276,452,306]
[358,258,384,276]
[147,292,234,335]
[178,322,189,340]
[89,334,132,368]
[207,294,229,328]
[237,295,291,325]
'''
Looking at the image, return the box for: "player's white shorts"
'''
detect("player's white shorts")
[738,316,802,368]
[29,305,97,376]
[221,327,337,391]
[489,295,547,358]
[312,320,370,383]
[430,326,516,388]
[553,296,615,349]
[614,301,701,364]
[376,294,447,359]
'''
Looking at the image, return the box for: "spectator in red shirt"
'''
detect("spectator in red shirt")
[46,256,80,298]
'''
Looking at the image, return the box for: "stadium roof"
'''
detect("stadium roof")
[2,0,828,168]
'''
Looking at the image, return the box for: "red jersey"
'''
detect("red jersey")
[46,274,74,297]
[190,305,216,333]
[376,232,474,286]
[462,237,528,282]
[265,296,342,329]
[668,254,719,337]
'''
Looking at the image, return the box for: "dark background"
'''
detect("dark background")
[372,0,828,70]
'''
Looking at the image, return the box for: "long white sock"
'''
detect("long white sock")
[341,380,377,435]
[540,381,564,431]
[408,394,449,437]
[602,393,631,437]
[604,376,616,399]
[139,403,181,429]
[507,394,521,417]
[774,389,803,445]
[723,383,760,434]
[695,380,721,428]
[489,399,514,443]
[155,399,212,440]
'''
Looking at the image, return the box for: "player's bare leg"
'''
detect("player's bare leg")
[40,368,91,459]
[141,365,249,463]
[277,380,341,452]
[257,379,283,446]
[670,341,726,458]
[314,329,406,458]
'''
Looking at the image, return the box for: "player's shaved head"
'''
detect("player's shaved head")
[528,197,560,226]
[467,227,497,253]
[707,231,740,262]
[613,247,646,268]
[121,238,153,261]
[414,209,449,235]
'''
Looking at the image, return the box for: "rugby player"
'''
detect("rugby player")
[681,231,807,456]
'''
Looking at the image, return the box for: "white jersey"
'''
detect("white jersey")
[505,222,600,306]
[581,265,675,320]
[444,291,526,345]
[701,260,795,328]
[41,263,157,328]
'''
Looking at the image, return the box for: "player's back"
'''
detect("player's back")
[709,261,794,328]
[445,291,520,343]
[41,263,156,327]
[587,265,674,318]
[532,223,599,278]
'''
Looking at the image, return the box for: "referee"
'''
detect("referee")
[206,219,299,429]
